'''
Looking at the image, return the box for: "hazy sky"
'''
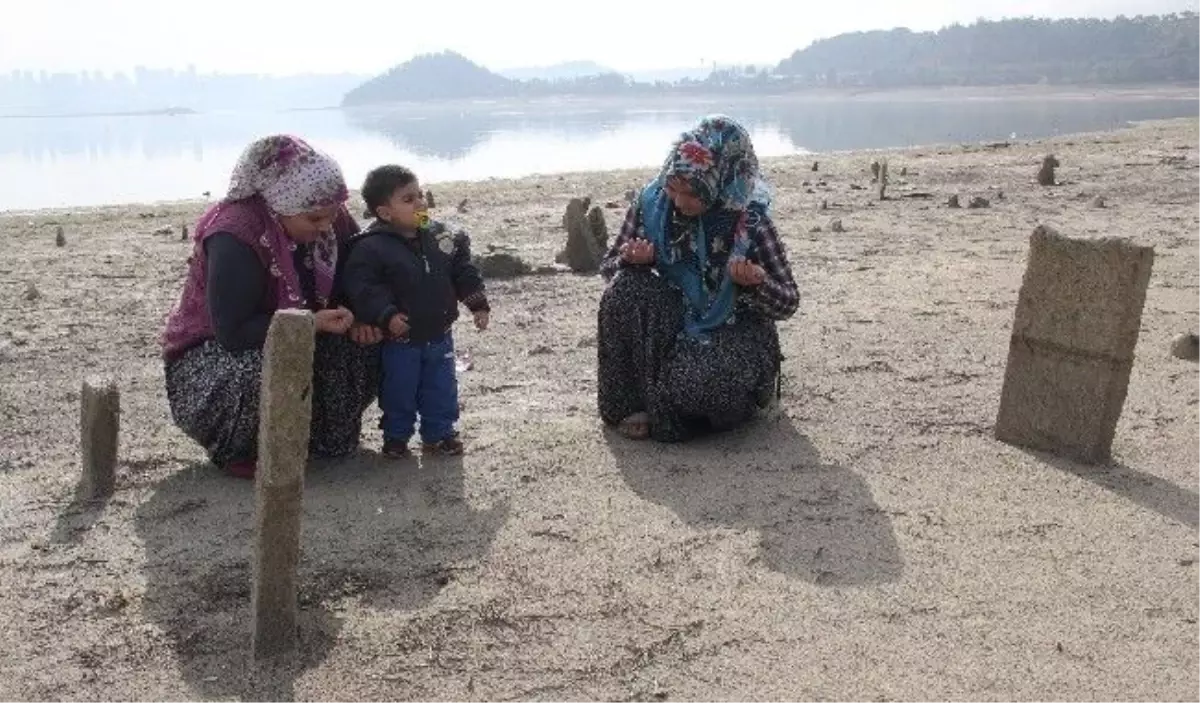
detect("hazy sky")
[4,0,1197,76]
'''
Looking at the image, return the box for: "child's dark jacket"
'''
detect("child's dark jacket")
[341,219,488,343]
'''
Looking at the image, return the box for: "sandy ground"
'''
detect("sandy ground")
[0,117,1196,702]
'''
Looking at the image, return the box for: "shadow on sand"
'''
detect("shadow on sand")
[131,451,507,701]
[607,414,904,586]
[1021,448,1199,529]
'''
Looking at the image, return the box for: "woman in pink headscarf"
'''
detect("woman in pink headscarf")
[161,135,384,478]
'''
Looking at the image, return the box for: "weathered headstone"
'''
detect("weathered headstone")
[425,190,436,208]
[968,196,990,209]
[1037,155,1060,186]
[947,195,961,209]
[830,218,845,233]
[55,226,65,247]
[995,226,1154,464]
[457,198,468,214]
[180,224,189,241]
[878,159,889,200]
[252,309,315,659]
[811,161,819,172]
[870,161,880,182]
[80,377,119,499]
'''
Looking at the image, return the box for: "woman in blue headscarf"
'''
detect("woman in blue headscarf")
[596,115,800,442]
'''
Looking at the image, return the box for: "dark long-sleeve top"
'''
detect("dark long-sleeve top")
[203,233,325,352]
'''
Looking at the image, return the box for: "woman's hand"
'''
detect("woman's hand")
[728,257,767,287]
[619,239,655,265]
[349,322,385,345]
[314,306,354,335]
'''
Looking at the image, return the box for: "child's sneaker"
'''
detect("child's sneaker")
[382,438,412,459]
[422,434,464,456]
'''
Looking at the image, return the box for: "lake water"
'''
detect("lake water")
[1,90,1196,211]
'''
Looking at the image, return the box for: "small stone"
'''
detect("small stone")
[830,218,845,233]
[1170,333,1199,361]
[152,226,173,236]
[900,166,908,176]
[811,161,819,171]
[948,195,961,208]
[474,252,532,279]
[55,226,66,247]
[1092,196,1106,209]
[809,226,822,233]
[528,344,553,356]
[180,224,189,241]
[968,196,990,209]
[577,335,597,348]
[820,199,828,211]
[425,190,436,208]
[23,283,40,301]
[457,198,468,214]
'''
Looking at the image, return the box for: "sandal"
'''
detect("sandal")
[617,412,650,440]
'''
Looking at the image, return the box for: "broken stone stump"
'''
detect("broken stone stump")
[1037,154,1060,186]
[995,226,1154,464]
[586,205,608,252]
[558,197,600,272]
[80,377,120,500]
[947,195,961,209]
[252,309,315,660]
[55,226,65,247]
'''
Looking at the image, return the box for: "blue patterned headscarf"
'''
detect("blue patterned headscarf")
[640,115,772,339]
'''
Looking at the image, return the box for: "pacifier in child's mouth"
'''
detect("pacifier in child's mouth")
[415,210,431,229]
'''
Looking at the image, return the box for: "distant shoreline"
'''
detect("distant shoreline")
[2,83,1194,119]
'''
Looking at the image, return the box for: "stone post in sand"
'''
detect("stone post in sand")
[252,309,315,659]
[80,377,119,499]
[1037,155,1060,186]
[995,226,1154,464]
[557,197,601,272]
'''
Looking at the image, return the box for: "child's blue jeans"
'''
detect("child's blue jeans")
[379,333,459,444]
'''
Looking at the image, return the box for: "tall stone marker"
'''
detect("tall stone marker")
[80,377,119,499]
[995,226,1154,464]
[252,309,315,659]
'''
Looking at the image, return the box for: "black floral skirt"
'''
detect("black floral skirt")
[597,268,781,442]
[164,334,381,467]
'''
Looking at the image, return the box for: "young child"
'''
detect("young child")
[341,165,490,458]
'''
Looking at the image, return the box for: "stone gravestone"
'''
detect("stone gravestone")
[252,309,315,659]
[80,377,119,499]
[586,206,609,253]
[995,226,1154,464]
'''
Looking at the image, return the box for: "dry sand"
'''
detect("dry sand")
[0,117,1196,701]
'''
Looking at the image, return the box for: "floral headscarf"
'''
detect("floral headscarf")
[640,115,771,339]
[225,134,349,216]
[655,114,769,212]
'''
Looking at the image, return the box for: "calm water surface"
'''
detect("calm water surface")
[1,91,1195,211]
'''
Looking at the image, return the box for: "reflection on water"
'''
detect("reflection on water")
[1,93,1195,210]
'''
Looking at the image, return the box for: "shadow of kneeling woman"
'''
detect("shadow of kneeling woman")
[133,453,507,701]
[608,415,903,586]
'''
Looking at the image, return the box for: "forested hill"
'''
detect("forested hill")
[775,13,1199,87]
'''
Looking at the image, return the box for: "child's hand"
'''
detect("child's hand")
[387,312,410,339]
[728,257,766,286]
[473,310,489,331]
[619,239,655,265]
[349,322,384,345]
